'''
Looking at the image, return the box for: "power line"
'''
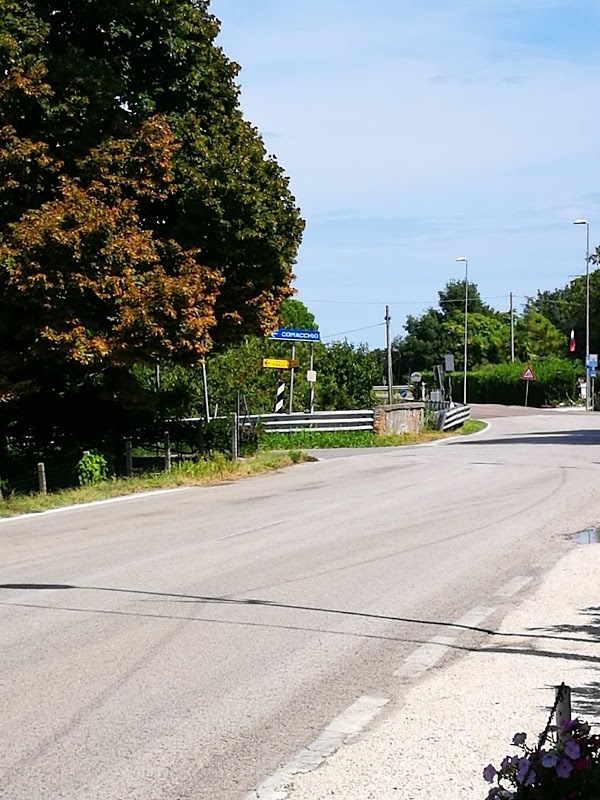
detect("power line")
[322,322,386,340]
[301,295,511,306]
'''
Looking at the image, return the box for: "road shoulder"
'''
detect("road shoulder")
[285,542,600,799]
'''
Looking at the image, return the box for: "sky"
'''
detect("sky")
[211,0,600,347]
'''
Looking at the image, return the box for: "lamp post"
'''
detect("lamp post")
[456,257,468,404]
[574,220,591,410]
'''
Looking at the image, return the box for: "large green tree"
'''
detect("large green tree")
[0,0,303,455]
[0,0,303,364]
[527,257,600,362]
[396,280,498,373]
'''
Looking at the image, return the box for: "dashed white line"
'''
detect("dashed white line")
[495,576,533,598]
[394,635,456,678]
[395,606,496,679]
[244,695,389,800]
[453,605,496,629]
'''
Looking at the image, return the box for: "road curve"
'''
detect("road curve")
[1,410,599,799]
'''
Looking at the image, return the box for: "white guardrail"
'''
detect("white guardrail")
[436,403,471,431]
[247,410,375,434]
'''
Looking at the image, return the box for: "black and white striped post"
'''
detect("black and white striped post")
[275,375,285,413]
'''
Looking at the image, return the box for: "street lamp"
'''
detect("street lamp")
[574,219,591,410]
[456,257,468,404]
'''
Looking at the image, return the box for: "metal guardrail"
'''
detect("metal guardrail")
[436,403,471,431]
[247,410,375,433]
[426,400,451,412]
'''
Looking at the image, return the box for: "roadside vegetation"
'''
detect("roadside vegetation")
[0,1,586,510]
[260,419,486,450]
[0,451,312,518]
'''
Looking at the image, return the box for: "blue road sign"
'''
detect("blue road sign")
[586,354,598,368]
[590,368,597,378]
[269,328,321,342]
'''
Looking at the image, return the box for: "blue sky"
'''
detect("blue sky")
[211,0,600,347]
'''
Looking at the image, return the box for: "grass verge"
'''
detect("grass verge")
[457,419,487,435]
[0,451,312,518]
[260,419,487,450]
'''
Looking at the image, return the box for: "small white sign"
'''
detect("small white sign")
[306,370,317,383]
[410,372,422,383]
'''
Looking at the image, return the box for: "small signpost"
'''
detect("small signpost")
[587,355,598,393]
[521,365,535,407]
[269,328,321,342]
[262,358,299,370]
[266,328,320,414]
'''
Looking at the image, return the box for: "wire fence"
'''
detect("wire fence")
[0,414,251,499]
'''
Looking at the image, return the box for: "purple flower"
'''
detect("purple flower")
[541,750,558,768]
[483,764,497,783]
[564,740,581,760]
[516,757,535,785]
[512,732,527,746]
[556,758,574,779]
[561,720,579,732]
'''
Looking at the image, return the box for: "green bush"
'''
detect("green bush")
[466,358,582,407]
[77,451,109,486]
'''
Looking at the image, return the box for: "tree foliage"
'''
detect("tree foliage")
[0,0,303,374]
[397,278,571,375]
[0,0,304,458]
[516,309,565,361]
[397,280,500,373]
[527,255,600,362]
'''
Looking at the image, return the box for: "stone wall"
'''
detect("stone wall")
[373,402,425,435]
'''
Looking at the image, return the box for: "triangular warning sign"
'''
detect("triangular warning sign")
[521,366,535,380]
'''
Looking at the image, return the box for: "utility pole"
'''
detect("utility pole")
[510,292,515,362]
[289,343,296,414]
[574,219,592,410]
[201,359,211,422]
[456,257,468,404]
[385,305,393,404]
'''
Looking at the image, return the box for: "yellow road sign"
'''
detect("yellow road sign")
[262,358,299,369]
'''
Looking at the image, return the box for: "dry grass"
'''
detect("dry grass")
[0,451,313,518]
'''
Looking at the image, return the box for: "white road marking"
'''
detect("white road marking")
[427,419,492,446]
[244,695,389,800]
[453,605,496,629]
[394,635,456,678]
[0,487,190,524]
[395,606,496,679]
[495,576,533,598]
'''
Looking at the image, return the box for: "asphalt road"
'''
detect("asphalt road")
[2,411,600,800]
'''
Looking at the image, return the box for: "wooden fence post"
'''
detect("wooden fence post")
[125,439,133,477]
[164,431,171,472]
[556,684,572,742]
[231,413,239,460]
[37,462,47,495]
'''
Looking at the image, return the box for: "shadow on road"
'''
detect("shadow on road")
[2,583,600,677]
[448,430,600,447]
[525,605,600,718]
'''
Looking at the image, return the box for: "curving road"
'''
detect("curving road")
[1,409,599,799]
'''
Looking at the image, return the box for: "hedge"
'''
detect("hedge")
[466,358,582,407]
[420,357,583,407]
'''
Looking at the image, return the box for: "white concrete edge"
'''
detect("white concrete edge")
[244,695,389,800]
[298,419,492,460]
[0,487,191,524]
[425,418,492,447]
